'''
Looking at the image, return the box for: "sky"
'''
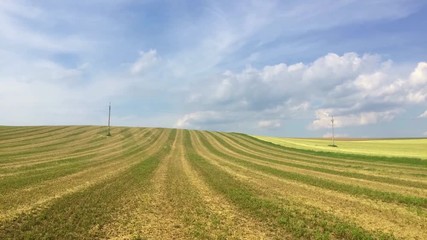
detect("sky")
[1,0,427,138]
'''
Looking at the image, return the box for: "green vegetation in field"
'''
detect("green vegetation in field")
[0,129,176,239]
[186,131,394,239]
[205,133,427,208]
[0,126,426,239]
[255,136,427,160]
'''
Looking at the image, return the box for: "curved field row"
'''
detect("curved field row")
[208,133,427,197]
[200,132,427,208]
[237,134,427,170]
[216,133,427,185]
[0,126,70,142]
[0,126,426,239]
[192,131,427,239]
[234,134,427,182]
[255,136,427,160]
[0,127,169,222]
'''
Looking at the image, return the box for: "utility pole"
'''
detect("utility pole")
[331,115,335,146]
[107,102,111,136]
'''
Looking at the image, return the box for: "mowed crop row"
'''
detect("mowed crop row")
[0,126,426,239]
[255,136,427,160]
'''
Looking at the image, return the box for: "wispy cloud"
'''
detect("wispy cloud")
[175,111,236,129]
[258,120,281,129]
[130,50,159,75]
[419,110,427,118]
[310,110,401,130]
[1,0,426,137]
[0,2,91,54]
[322,132,348,138]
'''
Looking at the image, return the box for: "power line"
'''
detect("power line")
[331,115,336,146]
[107,102,111,136]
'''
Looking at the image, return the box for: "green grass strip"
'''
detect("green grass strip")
[232,134,427,177]
[0,128,157,194]
[185,131,393,239]
[232,133,427,167]
[215,133,427,189]
[0,127,94,160]
[0,129,176,239]
[202,133,427,209]
[0,126,70,142]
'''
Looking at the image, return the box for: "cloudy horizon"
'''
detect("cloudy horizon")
[1,0,427,137]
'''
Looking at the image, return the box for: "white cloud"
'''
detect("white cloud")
[0,2,90,53]
[322,132,348,138]
[1,1,425,137]
[310,109,400,130]
[353,72,387,91]
[419,110,427,118]
[130,49,159,75]
[409,62,427,86]
[0,1,42,19]
[303,53,379,83]
[192,53,388,111]
[186,52,427,130]
[424,131,427,136]
[258,120,281,129]
[289,101,310,112]
[0,51,137,126]
[175,111,234,129]
[283,0,420,29]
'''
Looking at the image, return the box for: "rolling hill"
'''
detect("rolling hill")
[0,126,426,239]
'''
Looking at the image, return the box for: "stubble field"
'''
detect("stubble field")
[255,136,427,159]
[0,126,426,239]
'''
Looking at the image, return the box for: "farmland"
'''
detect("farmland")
[0,126,426,239]
[255,136,427,160]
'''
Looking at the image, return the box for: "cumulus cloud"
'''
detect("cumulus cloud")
[130,49,159,75]
[409,62,427,86]
[404,63,427,103]
[182,52,427,130]
[191,53,385,110]
[258,120,281,129]
[3,1,425,137]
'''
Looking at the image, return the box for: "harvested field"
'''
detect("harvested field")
[255,136,427,159]
[0,126,426,239]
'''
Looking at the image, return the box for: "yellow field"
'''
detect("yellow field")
[0,126,426,239]
[255,136,427,159]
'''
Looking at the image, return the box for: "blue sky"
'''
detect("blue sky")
[1,0,427,137]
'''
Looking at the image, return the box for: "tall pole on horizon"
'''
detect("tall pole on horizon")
[107,102,111,136]
[331,115,335,146]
